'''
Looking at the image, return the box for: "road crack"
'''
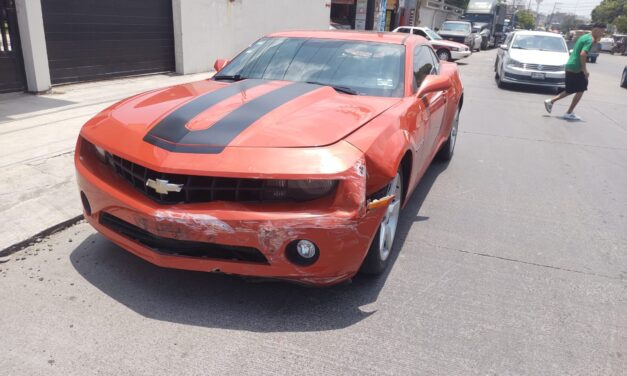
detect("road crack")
[424,241,623,281]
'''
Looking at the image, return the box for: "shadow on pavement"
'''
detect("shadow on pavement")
[495,80,559,95]
[0,94,76,122]
[70,161,448,332]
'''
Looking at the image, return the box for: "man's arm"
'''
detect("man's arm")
[579,51,588,78]
[580,38,593,78]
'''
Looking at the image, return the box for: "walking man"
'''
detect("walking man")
[544,23,606,120]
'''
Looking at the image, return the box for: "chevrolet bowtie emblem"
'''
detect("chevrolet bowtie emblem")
[145,179,183,195]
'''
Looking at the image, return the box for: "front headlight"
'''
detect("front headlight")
[81,138,108,164]
[264,179,338,201]
[506,58,523,68]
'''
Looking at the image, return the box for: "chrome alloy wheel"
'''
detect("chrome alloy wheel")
[378,173,402,261]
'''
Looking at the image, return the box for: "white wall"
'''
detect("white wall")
[173,0,331,74]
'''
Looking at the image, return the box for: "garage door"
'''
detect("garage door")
[42,0,175,85]
[0,0,26,93]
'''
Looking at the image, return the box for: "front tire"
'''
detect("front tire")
[360,171,403,275]
[621,68,627,88]
[496,67,506,89]
[437,106,460,161]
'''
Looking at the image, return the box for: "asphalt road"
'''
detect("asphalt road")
[1,50,626,376]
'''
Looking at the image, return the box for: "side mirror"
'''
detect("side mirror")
[500,44,508,50]
[214,59,229,72]
[417,75,451,98]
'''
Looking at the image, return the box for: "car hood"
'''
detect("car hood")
[509,49,569,65]
[438,30,470,37]
[82,79,400,153]
[430,39,468,49]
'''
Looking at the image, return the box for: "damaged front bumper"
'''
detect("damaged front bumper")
[75,141,388,286]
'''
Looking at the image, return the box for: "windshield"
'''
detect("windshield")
[511,34,568,52]
[441,22,471,32]
[215,38,405,97]
[424,28,443,40]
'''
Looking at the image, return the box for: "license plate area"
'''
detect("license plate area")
[531,72,545,79]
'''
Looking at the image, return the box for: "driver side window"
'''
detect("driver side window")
[414,29,427,38]
[413,46,436,92]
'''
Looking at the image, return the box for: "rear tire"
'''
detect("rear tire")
[437,106,460,161]
[621,68,627,88]
[360,171,403,275]
[437,49,451,62]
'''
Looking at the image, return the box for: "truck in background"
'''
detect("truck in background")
[461,0,507,50]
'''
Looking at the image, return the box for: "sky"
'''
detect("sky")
[509,0,603,18]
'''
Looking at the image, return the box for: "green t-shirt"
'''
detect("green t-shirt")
[565,33,593,73]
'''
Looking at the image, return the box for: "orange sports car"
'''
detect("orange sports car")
[75,30,463,286]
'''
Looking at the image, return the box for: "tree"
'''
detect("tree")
[616,15,627,32]
[591,0,626,25]
[516,10,535,29]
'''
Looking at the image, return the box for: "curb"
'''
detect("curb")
[0,215,85,257]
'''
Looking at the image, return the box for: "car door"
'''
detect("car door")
[413,45,446,160]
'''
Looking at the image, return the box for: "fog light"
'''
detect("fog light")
[296,240,316,258]
[286,239,320,266]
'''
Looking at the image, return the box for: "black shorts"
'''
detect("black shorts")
[565,71,588,93]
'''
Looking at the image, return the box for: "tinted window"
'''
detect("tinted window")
[413,46,435,91]
[217,37,406,98]
[427,48,440,74]
[397,28,410,33]
[414,29,428,38]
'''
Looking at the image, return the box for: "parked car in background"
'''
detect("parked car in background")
[74,30,464,286]
[494,30,569,90]
[438,21,482,52]
[393,26,471,61]
[621,66,627,88]
[599,37,615,52]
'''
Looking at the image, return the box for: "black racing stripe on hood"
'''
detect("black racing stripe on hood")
[145,81,320,154]
[144,79,266,150]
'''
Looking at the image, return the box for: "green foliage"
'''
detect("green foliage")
[615,15,627,32]
[591,0,626,25]
[516,10,535,29]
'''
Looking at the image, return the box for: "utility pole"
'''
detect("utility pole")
[547,2,560,28]
[535,0,543,28]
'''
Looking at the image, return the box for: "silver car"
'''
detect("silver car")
[494,31,569,89]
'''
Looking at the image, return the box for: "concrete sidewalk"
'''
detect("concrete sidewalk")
[0,72,214,252]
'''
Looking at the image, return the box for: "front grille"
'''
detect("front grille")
[522,64,563,72]
[100,212,269,264]
[504,72,564,84]
[444,36,466,44]
[107,154,319,205]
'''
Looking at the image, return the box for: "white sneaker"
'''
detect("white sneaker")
[563,112,582,121]
[544,99,553,114]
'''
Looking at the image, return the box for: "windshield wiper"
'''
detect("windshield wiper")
[306,81,358,95]
[213,74,247,81]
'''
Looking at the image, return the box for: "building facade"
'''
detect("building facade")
[1,0,329,93]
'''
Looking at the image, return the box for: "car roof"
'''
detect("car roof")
[267,30,411,44]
